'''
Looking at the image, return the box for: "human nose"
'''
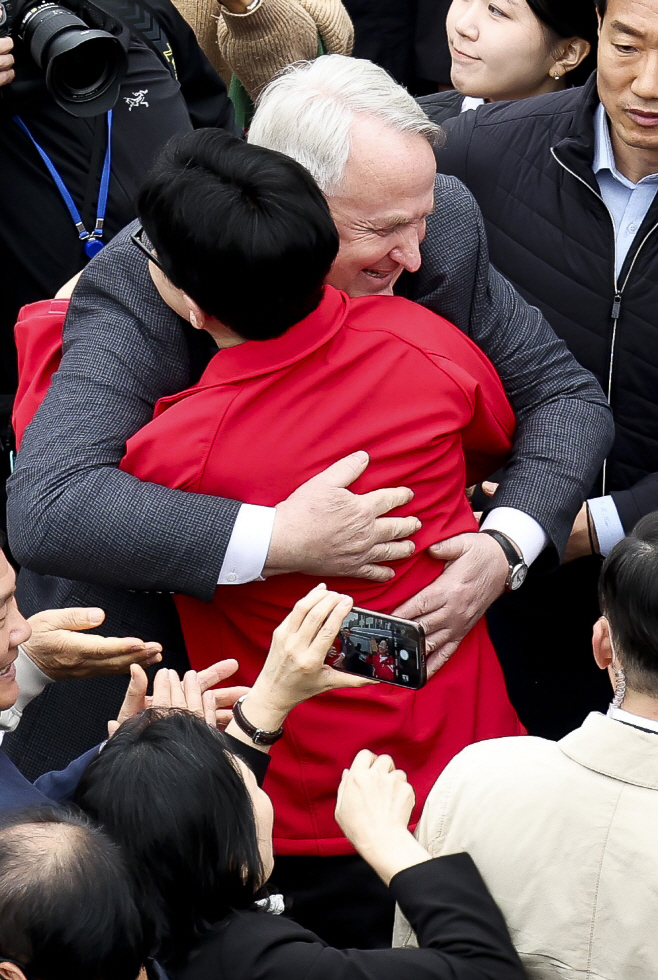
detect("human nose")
[8,598,31,650]
[390,226,423,273]
[452,0,479,40]
[630,51,658,103]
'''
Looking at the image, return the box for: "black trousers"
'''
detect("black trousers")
[272,854,396,949]
[487,554,611,740]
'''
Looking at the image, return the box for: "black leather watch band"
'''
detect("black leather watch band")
[480,529,528,592]
[232,695,284,746]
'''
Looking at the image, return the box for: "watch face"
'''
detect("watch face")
[510,564,528,590]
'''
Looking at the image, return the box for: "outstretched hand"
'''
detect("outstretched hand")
[265,451,421,582]
[108,659,248,736]
[24,607,163,680]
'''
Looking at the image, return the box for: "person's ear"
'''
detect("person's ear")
[553,37,591,77]
[0,961,29,980]
[182,294,207,331]
[592,616,613,670]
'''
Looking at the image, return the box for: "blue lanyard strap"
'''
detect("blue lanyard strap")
[13,111,113,255]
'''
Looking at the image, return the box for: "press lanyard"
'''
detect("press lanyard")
[13,111,113,258]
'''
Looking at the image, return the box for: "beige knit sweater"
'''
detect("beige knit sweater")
[173,0,353,97]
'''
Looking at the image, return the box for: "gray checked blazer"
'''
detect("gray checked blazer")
[5,176,613,776]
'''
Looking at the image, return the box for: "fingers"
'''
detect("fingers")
[183,670,205,717]
[348,748,378,773]
[151,666,171,707]
[360,486,414,518]
[352,563,396,583]
[297,592,351,651]
[428,536,467,561]
[312,450,370,489]
[202,689,217,726]
[0,38,14,88]
[325,673,378,691]
[371,515,422,543]
[285,583,329,635]
[482,481,498,497]
[28,606,106,632]
[114,663,148,726]
[197,658,239,692]
[366,539,416,563]
[213,684,250,708]
[394,580,447,624]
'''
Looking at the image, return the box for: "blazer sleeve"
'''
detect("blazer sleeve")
[611,474,658,534]
[32,743,102,803]
[410,175,614,557]
[7,231,241,601]
[198,855,524,980]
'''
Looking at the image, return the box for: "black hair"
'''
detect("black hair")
[599,514,658,695]
[76,709,263,967]
[0,806,145,980]
[137,129,339,341]
[594,0,606,17]
[526,0,598,86]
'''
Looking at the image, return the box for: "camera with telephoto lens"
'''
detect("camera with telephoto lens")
[0,0,127,116]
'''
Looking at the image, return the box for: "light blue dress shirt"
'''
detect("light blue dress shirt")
[587,104,658,555]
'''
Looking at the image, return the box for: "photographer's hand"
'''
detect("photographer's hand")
[0,37,15,87]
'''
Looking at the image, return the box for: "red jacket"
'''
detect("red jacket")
[119,286,524,856]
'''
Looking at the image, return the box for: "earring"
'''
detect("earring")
[610,663,626,708]
[609,629,626,709]
[552,72,561,80]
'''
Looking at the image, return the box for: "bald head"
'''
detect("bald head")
[0,808,144,980]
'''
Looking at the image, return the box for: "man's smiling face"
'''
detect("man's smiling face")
[0,550,31,711]
[326,117,437,298]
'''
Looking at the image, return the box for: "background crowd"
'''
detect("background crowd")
[0,0,657,977]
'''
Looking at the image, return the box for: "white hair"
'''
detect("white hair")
[248,55,442,195]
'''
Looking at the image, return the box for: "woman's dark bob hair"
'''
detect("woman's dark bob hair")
[76,709,263,967]
[526,0,598,87]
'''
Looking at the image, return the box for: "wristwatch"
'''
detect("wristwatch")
[480,529,528,592]
[232,694,284,746]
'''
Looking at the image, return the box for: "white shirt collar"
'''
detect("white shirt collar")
[608,705,658,734]
[461,96,485,113]
[593,102,658,187]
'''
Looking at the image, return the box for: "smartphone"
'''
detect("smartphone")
[327,606,427,690]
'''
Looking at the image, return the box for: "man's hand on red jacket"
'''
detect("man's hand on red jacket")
[264,451,421,583]
[394,532,508,677]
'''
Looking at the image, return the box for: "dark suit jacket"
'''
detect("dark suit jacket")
[0,743,99,811]
[6,179,613,774]
[177,854,525,980]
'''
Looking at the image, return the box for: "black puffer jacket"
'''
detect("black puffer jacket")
[439,75,658,532]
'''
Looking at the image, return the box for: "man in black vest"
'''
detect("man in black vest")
[436,0,658,738]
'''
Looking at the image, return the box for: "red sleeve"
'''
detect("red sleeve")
[13,299,70,449]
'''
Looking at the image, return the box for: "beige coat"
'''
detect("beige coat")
[393,713,658,980]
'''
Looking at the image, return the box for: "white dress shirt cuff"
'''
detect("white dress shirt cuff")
[0,647,54,737]
[587,495,625,557]
[217,503,276,585]
[480,507,549,566]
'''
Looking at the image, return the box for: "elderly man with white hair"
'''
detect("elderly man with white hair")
[7,54,611,948]
[248,55,612,668]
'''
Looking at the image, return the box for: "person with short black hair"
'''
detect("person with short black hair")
[394,511,658,976]
[0,806,147,980]
[137,128,339,340]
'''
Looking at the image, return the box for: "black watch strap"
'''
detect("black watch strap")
[233,695,284,746]
[480,529,528,592]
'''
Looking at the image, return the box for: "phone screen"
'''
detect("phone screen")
[327,607,427,689]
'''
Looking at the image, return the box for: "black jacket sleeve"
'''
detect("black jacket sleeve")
[142,0,241,134]
[611,474,658,534]
[182,855,525,980]
[410,175,614,557]
[7,227,241,600]
[223,734,270,786]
